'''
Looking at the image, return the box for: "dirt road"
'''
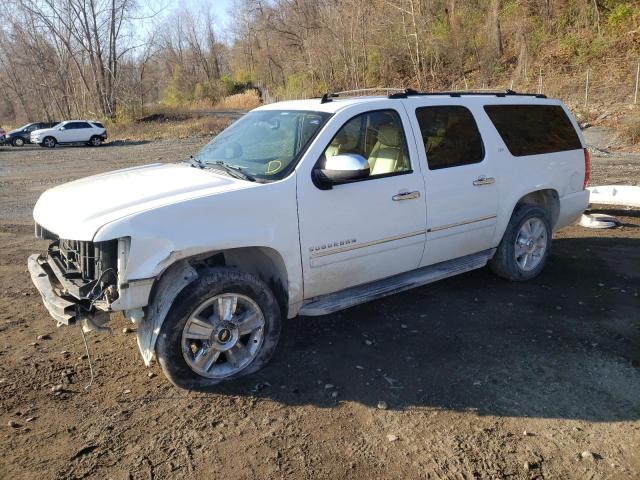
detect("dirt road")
[0,134,639,479]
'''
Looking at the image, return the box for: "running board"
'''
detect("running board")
[299,249,495,316]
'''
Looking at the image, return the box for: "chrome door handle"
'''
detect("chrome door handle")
[473,176,495,186]
[392,191,421,201]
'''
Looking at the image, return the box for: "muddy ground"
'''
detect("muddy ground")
[0,130,639,479]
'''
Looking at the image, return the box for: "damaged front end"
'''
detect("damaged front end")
[28,225,126,334]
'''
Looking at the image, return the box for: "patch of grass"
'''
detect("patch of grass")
[618,118,640,146]
[213,91,261,110]
[109,117,232,142]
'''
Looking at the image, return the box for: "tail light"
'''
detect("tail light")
[583,148,590,189]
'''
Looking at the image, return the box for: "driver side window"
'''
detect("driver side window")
[322,110,411,178]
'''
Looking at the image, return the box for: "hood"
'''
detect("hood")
[7,129,20,135]
[34,163,253,240]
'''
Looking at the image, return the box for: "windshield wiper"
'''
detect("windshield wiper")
[184,155,205,169]
[210,161,255,182]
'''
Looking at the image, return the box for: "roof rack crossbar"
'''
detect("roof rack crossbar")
[388,88,546,99]
[319,87,407,103]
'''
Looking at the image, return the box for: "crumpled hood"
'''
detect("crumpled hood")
[34,163,250,240]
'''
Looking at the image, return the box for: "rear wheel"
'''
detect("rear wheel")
[89,135,102,147]
[12,137,25,147]
[156,268,282,390]
[41,137,56,148]
[489,205,551,281]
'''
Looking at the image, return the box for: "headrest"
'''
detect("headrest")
[377,125,401,148]
[333,130,358,150]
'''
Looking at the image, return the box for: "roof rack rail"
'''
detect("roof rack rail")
[388,88,546,99]
[320,87,406,103]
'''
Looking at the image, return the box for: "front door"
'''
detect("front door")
[297,106,427,299]
[58,122,77,142]
[408,102,499,266]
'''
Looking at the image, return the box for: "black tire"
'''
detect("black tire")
[489,204,552,281]
[156,267,282,390]
[41,136,56,148]
[89,135,102,147]
[12,137,25,147]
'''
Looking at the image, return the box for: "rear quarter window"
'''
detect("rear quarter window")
[484,104,581,157]
[91,122,105,129]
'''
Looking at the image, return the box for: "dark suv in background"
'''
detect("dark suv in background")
[6,122,59,146]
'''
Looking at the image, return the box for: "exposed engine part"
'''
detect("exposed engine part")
[579,213,619,229]
[587,185,640,208]
[81,311,112,334]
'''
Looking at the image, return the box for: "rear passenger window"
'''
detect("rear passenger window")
[484,105,581,156]
[415,106,484,170]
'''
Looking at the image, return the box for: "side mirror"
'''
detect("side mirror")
[314,154,370,188]
[59,127,65,131]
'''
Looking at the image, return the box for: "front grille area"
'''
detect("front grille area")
[48,238,118,298]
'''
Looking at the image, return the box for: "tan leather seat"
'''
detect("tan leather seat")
[368,125,405,175]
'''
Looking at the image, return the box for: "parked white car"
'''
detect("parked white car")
[28,90,589,389]
[31,120,107,148]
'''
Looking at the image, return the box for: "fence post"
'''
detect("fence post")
[584,68,590,108]
[538,68,543,94]
[634,62,639,105]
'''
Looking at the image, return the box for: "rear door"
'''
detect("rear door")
[296,105,427,299]
[72,122,93,142]
[408,102,499,266]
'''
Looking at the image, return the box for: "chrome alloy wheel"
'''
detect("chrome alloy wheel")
[43,137,55,148]
[181,293,265,379]
[514,217,548,272]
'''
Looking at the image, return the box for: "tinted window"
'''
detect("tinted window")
[322,109,411,178]
[416,106,484,170]
[75,122,92,129]
[484,105,581,156]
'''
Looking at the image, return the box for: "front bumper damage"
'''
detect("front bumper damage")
[27,254,110,330]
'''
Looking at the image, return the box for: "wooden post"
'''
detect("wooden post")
[584,68,590,108]
[538,68,543,94]
[634,62,639,105]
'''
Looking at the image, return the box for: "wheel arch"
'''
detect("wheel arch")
[513,189,560,228]
[135,246,290,366]
[494,188,559,247]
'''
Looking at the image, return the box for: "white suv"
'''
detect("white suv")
[28,90,589,389]
[31,120,107,148]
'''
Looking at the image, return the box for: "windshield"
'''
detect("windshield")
[195,110,330,180]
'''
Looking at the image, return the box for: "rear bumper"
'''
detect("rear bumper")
[27,254,79,325]
[555,189,590,230]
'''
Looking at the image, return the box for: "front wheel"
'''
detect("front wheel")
[41,136,56,148]
[489,205,552,281]
[12,137,25,147]
[156,268,282,390]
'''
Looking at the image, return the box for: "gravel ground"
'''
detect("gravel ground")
[0,131,639,479]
